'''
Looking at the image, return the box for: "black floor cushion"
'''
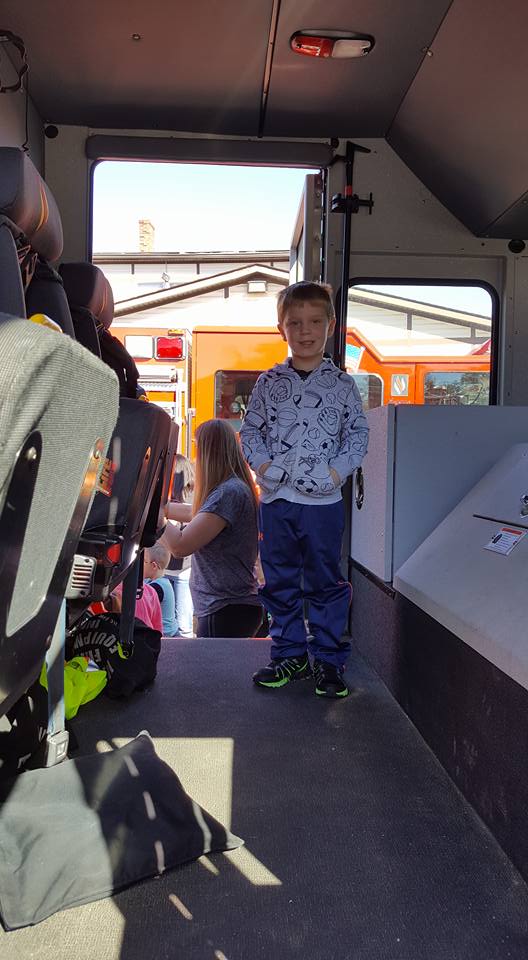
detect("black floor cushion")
[0,733,242,929]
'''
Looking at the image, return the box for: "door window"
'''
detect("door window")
[346,281,495,406]
[351,373,383,411]
[215,371,262,430]
[423,371,490,406]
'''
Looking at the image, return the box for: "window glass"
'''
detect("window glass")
[290,226,304,283]
[215,371,262,430]
[347,282,494,406]
[350,374,383,411]
[424,371,490,406]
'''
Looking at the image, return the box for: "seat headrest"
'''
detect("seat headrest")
[59,262,114,330]
[0,147,63,262]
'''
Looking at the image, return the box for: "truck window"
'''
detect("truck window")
[215,371,262,430]
[350,373,383,411]
[423,371,490,406]
[347,281,495,406]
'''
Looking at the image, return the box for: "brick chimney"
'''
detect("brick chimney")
[139,219,155,253]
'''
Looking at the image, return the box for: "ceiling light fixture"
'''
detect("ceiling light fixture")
[290,30,374,59]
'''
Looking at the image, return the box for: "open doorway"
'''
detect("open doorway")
[91,160,317,293]
[91,160,320,453]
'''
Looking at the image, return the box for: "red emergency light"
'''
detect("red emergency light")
[155,335,185,360]
[290,32,374,59]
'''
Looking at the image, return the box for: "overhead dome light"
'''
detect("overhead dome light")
[290,31,374,59]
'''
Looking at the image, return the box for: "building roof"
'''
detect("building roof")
[350,288,491,332]
[94,249,289,265]
[114,264,289,317]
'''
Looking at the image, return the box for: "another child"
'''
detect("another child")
[143,543,179,637]
[240,280,369,699]
[106,577,163,634]
[164,454,195,638]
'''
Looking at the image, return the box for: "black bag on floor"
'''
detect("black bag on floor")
[70,613,161,698]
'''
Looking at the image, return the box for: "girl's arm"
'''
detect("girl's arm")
[166,501,193,523]
[161,512,226,558]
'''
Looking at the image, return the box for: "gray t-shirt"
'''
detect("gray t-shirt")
[190,476,260,617]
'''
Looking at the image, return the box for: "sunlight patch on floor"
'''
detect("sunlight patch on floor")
[169,893,193,919]
[199,855,220,875]
[223,847,282,886]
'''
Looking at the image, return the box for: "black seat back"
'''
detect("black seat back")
[59,261,116,358]
[0,147,63,321]
[83,398,173,587]
[60,261,140,391]
[59,262,178,603]
[26,259,75,338]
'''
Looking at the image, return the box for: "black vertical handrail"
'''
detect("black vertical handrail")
[331,142,373,368]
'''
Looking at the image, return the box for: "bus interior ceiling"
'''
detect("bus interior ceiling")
[2,1,528,955]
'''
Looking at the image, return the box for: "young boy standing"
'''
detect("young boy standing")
[240,281,369,699]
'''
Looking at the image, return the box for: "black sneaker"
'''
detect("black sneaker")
[253,654,311,688]
[313,660,349,699]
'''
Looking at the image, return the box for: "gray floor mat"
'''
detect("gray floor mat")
[2,638,528,959]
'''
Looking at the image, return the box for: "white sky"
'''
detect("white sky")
[92,161,313,253]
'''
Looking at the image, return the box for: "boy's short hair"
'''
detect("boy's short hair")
[145,542,171,571]
[277,281,335,325]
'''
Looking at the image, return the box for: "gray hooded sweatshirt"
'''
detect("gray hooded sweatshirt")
[240,357,369,505]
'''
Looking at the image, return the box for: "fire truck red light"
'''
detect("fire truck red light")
[156,336,185,360]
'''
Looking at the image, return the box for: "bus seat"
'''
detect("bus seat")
[59,260,113,332]
[51,261,179,645]
[26,259,75,338]
[60,260,143,394]
[71,395,177,654]
[58,261,115,358]
[57,259,178,584]
[0,147,63,321]
[76,398,176,599]
[0,313,119,721]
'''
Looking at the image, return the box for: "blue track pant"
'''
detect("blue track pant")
[258,499,352,668]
